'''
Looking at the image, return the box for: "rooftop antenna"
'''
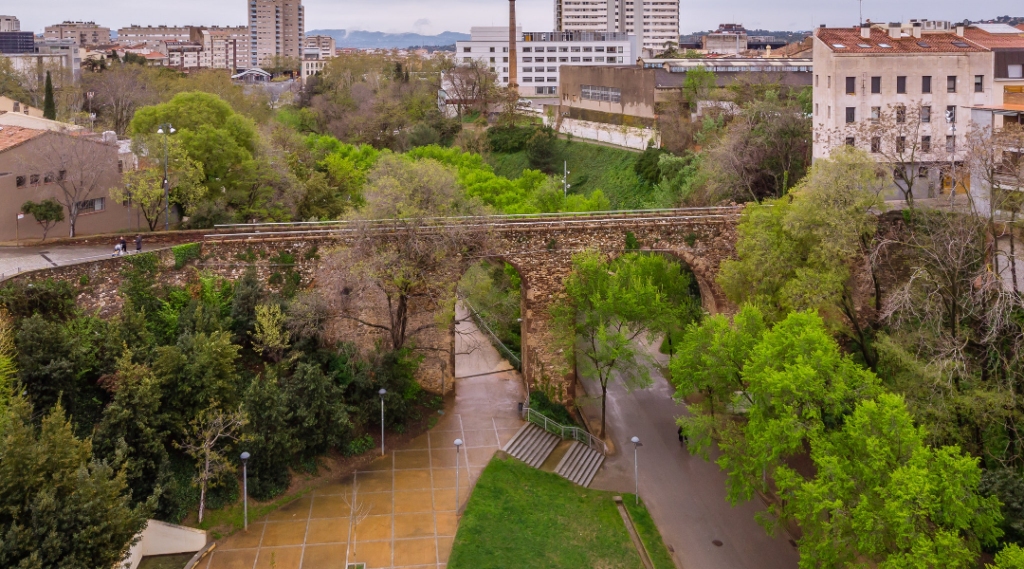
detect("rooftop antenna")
[858,0,863,25]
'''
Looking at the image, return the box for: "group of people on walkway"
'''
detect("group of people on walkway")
[112,235,143,257]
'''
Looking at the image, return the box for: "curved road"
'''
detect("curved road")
[583,341,799,569]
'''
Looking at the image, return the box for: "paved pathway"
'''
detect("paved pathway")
[201,304,526,569]
[0,244,122,279]
[584,338,800,569]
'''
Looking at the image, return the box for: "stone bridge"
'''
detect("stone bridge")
[8,207,743,400]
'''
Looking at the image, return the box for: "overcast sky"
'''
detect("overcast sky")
[12,0,1022,36]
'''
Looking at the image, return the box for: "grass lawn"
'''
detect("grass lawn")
[485,139,659,210]
[448,457,674,569]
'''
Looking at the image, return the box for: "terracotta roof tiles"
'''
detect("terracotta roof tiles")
[963,27,1024,49]
[816,27,986,54]
[0,126,47,153]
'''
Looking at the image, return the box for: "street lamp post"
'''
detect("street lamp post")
[379,388,387,456]
[156,124,175,231]
[240,452,250,530]
[631,436,643,505]
[454,438,464,512]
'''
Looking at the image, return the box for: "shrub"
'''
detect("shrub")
[487,126,536,153]
[529,390,577,426]
[344,434,374,457]
[0,279,77,322]
[172,243,202,269]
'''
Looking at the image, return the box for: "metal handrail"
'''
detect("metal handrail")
[461,297,521,370]
[523,407,607,456]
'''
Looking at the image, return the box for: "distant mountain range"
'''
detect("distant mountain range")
[306,29,469,49]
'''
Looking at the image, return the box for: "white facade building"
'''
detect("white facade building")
[456,27,637,96]
[554,0,678,55]
[0,15,19,32]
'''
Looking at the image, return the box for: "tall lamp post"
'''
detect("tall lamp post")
[156,123,175,231]
[240,452,250,530]
[631,436,643,505]
[454,438,464,511]
[379,388,387,456]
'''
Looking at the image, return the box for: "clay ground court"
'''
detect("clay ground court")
[199,304,527,569]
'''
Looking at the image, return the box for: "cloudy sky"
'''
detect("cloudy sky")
[13,0,1022,35]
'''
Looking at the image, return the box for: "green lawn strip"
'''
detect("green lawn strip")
[197,485,314,539]
[622,497,676,569]
[485,140,652,210]
[449,457,645,569]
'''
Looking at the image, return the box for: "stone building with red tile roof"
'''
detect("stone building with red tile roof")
[812,20,1024,200]
[0,126,131,242]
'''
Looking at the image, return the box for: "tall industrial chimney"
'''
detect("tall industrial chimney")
[509,0,518,90]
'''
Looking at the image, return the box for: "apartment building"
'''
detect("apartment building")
[249,0,305,68]
[199,26,250,71]
[554,0,678,55]
[45,21,111,46]
[165,41,204,70]
[455,27,637,96]
[117,25,192,48]
[0,31,34,54]
[305,34,336,59]
[812,21,1011,199]
[0,15,19,32]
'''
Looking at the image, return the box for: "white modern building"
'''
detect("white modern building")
[554,0,678,55]
[0,15,19,32]
[456,26,638,96]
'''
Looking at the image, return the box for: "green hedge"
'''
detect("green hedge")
[171,243,201,269]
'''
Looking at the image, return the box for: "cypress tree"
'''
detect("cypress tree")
[43,71,56,120]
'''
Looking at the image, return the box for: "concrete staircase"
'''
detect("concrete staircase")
[555,441,605,488]
[503,423,560,468]
[503,423,606,487]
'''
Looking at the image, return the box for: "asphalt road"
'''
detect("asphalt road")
[0,244,117,279]
[583,340,800,569]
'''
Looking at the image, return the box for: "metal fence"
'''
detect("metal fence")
[523,407,607,456]
[461,297,521,371]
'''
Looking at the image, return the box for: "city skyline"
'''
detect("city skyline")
[9,0,1024,38]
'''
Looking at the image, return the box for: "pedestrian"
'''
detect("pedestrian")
[112,238,121,258]
[678,425,689,448]
[119,237,128,256]
[135,234,142,254]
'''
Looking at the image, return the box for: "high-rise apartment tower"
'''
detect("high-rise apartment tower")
[249,0,305,68]
[555,0,678,54]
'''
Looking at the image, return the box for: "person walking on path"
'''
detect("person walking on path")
[112,238,122,257]
[119,237,128,257]
[135,234,142,254]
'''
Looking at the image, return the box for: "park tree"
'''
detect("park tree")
[175,405,248,523]
[0,398,149,569]
[25,132,118,237]
[84,63,160,136]
[681,66,717,106]
[0,56,28,105]
[322,154,486,353]
[42,71,55,120]
[252,303,290,362]
[718,147,889,365]
[109,135,206,230]
[553,251,680,437]
[20,198,64,241]
[774,393,1002,569]
[444,61,498,117]
[154,331,241,431]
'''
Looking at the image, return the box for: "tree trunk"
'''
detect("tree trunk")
[600,382,608,438]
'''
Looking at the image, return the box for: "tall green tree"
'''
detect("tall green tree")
[0,398,149,569]
[775,393,1002,569]
[154,331,241,431]
[553,251,681,436]
[42,71,55,120]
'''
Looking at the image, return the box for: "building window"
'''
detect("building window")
[871,137,881,153]
[547,47,556,52]
[503,57,508,63]
[77,198,105,213]
[845,137,855,147]
[871,107,880,122]
[489,57,495,63]
[815,74,819,87]
[922,75,932,93]
[947,75,957,93]
[946,135,955,152]
[571,46,581,52]
[522,77,533,82]
[946,105,956,123]
[30,174,39,186]
[547,67,555,72]
[896,76,906,94]
[560,57,568,62]
[463,57,471,63]
[581,84,622,103]
[16,175,26,188]
[921,136,931,153]
[828,76,831,89]
[535,87,547,95]
[523,67,532,72]
[871,76,881,93]
[1010,65,1024,79]
[896,105,906,124]
[547,77,557,83]
[489,47,495,53]
[815,103,819,116]
[523,57,532,62]
[571,57,580,62]
[583,47,593,52]
[547,57,556,62]
[503,47,508,53]
[522,47,532,53]
[845,107,855,123]
[974,75,984,92]
[918,166,929,178]
[896,136,906,153]
[921,106,931,123]
[845,76,856,95]
[582,57,592,62]
[559,46,568,52]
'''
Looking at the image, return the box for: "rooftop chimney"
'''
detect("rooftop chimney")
[913,22,922,39]
[509,0,517,89]
[860,23,871,39]
[955,22,965,37]
[888,22,901,40]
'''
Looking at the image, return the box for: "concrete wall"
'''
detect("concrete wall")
[558,65,657,120]
[548,116,659,150]
[121,520,207,569]
[0,132,130,242]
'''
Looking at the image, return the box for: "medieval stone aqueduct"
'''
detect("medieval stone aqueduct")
[8,207,744,398]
